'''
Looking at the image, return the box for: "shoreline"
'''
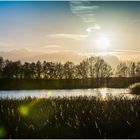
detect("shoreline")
[0,77,139,90]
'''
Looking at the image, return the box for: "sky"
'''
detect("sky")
[0,1,140,61]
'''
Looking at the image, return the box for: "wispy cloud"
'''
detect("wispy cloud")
[42,45,62,52]
[86,24,101,33]
[46,34,88,40]
[112,49,140,54]
[70,1,101,35]
[110,50,140,61]
[0,42,15,47]
[46,1,101,43]
[70,1,99,23]
[42,45,62,49]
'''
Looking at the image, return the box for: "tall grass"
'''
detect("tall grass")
[0,96,140,138]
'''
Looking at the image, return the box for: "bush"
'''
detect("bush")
[130,83,140,94]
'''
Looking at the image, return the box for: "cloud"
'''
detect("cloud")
[46,34,88,40]
[0,42,15,47]
[70,1,99,23]
[41,45,62,53]
[86,24,101,33]
[70,1,101,36]
[42,45,62,49]
[109,50,140,61]
[46,2,101,42]
[112,49,140,54]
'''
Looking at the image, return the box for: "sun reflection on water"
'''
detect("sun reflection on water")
[100,88,107,99]
[99,88,108,100]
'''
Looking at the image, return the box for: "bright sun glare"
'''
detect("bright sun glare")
[96,36,110,48]
[100,88,107,99]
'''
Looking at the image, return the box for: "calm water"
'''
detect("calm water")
[0,88,135,99]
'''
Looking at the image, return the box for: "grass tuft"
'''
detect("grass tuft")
[0,96,140,138]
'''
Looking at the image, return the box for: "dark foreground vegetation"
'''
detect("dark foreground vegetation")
[1,96,140,138]
[130,83,140,94]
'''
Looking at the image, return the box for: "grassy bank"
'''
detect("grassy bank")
[0,96,140,138]
[130,83,140,94]
[0,77,140,89]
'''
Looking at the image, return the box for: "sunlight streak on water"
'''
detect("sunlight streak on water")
[100,88,107,99]
[39,90,52,98]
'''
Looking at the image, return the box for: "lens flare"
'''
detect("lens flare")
[0,126,6,138]
[19,105,30,117]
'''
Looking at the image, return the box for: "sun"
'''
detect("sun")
[96,36,110,48]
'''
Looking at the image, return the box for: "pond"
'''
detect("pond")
[0,88,136,99]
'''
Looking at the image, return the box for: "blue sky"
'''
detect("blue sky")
[0,1,140,61]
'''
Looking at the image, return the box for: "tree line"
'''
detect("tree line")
[0,56,140,79]
[116,61,140,77]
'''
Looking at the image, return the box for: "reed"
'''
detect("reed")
[0,96,140,138]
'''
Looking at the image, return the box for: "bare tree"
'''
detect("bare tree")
[86,57,96,78]
[64,61,75,79]
[30,62,36,79]
[22,62,33,79]
[54,62,64,79]
[76,60,89,79]
[136,61,140,77]
[0,57,4,78]
[116,62,128,77]
[100,63,112,78]
[128,61,136,77]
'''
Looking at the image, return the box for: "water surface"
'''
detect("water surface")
[0,88,135,99]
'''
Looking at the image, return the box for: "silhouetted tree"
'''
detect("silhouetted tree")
[54,62,64,79]
[76,60,89,79]
[128,61,136,77]
[94,57,112,78]
[100,63,112,78]
[36,61,42,79]
[0,57,4,78]
[94,57,104,79]
[86,57,96,78]
[12,61,22,78]
[64,61,75,79]
[116,62,128,77]
[2,60,15,78]
[1,56,139,80]
[42,61,48,79]
[22,62,33,79]
[30,62,36,79]
[136,61,140,77]
[49,62,56,79]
